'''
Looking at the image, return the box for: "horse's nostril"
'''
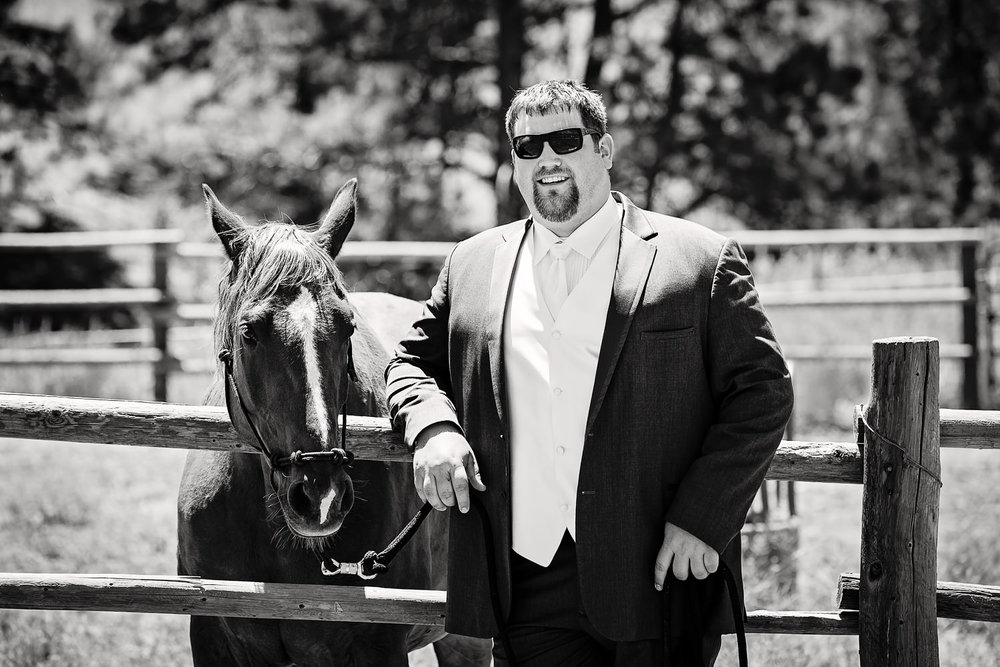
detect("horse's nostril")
[288,481,312,516]
[286,476,352,525]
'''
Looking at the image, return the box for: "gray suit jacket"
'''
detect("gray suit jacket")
[386,192,793,641]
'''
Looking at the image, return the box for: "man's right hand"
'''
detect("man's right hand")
[412,423,486,513]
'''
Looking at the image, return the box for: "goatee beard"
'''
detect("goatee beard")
[533,180,580,223]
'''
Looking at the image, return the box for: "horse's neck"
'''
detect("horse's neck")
[346,317,389,418]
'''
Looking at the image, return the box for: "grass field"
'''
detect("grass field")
[1,244,998,665]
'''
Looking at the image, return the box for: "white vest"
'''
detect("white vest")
[504,197,621,566]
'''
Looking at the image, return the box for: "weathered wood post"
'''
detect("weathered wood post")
[152,210,174,402]
[961,241,982,408]
[974,226,997,408]
[860,337,941,666]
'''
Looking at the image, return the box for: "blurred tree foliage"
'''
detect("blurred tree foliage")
[594,0,869,228]
[874,0,1000,226]
[0,0,136,329]
[1,0,998,311]
[582,0,997,228]
[98,0,501,242]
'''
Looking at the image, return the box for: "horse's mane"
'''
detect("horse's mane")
[205,221,349,406]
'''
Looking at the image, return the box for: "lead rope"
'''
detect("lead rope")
[720,561,749,667]
[320,501,433,579]
[665,560,748,667]
[321,494,517,663]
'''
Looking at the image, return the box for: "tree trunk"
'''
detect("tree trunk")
[583,0,613,91]
[495,0,525,226]
[644,0,688,210]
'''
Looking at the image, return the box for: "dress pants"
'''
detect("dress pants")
[492,531,722,666]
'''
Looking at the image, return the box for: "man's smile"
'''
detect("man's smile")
[538,174,570,185]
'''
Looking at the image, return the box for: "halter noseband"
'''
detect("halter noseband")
[218,337,358,472]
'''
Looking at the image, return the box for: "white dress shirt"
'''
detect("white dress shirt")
[504,194,622,566]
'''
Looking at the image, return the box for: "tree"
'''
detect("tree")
[0,0,134,330]
[100,0,501,243]
[8,0,997,249]
[576,0,867,229]
[872,0,1000,226]
[574,0,998,229]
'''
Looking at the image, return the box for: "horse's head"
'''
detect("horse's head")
[205,180,361,540]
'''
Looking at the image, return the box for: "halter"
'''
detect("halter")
[218,337,358,473]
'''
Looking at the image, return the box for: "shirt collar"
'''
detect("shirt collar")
[532,194,621,265]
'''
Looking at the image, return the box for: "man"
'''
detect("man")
[386,80,792,665]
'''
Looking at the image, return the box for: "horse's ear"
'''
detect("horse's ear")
[314,178,357,259]
[203,184,247,260]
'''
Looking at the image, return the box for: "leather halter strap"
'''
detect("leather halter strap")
[218,338,358,471]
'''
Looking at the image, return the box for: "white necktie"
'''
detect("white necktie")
[544,241,572,317]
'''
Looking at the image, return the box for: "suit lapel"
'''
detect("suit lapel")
[487,220,530,426]
[586,194,657,435]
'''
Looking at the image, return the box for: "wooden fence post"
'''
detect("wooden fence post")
[975,226,998,408]
[152,210,173,402]
[962,243,981,408]
[860,337,941,666]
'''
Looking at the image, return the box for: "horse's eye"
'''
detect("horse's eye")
[239,323,258,346]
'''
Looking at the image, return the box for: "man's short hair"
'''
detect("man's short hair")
[505,80,608,144]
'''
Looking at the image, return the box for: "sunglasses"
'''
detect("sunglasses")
[512,128,602,159]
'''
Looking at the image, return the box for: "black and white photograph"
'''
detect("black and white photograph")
[1,1,998,665]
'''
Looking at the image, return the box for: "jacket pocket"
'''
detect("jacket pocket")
[640,327,695,342]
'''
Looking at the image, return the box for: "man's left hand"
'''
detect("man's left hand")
[654,522,719,590]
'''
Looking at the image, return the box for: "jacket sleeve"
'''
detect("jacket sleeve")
[665,238,794,553]
[385,249,464,450]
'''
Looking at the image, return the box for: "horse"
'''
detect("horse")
[177,180,492,666]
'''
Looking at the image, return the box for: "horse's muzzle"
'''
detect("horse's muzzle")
[282,470,354,537]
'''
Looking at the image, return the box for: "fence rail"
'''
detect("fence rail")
[171,227,988,260]
[0,573,447,625]
[0,337,999,663]
[837,574,1000,624]
[0,392,861,476]
[2,392,996,453]
[0,348,164,365]
[0,571,865,635]
[0,288,166,310]
[1,228,994,406]
[0,229,184,250]
[761,287,973,307]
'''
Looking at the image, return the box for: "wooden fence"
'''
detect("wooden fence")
[0,337,998,664]
[1,227,995,406]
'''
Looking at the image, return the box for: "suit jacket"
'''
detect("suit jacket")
[386,192,793,641]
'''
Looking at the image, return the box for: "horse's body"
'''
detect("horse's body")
[177,182,490,666]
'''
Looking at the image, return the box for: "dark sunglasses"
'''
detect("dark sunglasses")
[512,128,601,159]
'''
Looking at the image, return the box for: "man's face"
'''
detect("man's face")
[511,108,614,237]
